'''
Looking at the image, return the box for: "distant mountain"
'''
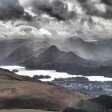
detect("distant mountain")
[23,45,93,67]
[1,38,112,77]
[0,68,89,110]
[0,38,50,65]
[65,36,112,61]
[3,43,111,77]
[2,37,112,65]
[0,68,111,112]
[22,45,97,74]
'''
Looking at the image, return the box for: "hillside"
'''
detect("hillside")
[92,95,112,110]
[0,110,53,112]
[0,68,89,110]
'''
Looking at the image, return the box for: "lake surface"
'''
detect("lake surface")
[1,65,112,82]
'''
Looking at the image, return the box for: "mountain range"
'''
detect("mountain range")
[64,36,112,61]
[0,38,112,77]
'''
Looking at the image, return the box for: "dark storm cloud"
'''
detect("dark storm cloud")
[0,0,32,20]
[101,0,112,18]
[101,0,112,6]
[31,0,76,21]
[22,12,32,21]
[0,0,24,20]
[78,0,112,19]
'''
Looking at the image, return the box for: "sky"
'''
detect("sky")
[1,0,112,60]
[1,0,112,40]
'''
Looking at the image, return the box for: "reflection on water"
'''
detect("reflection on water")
[0,65,112,82]
[0,65,25,71]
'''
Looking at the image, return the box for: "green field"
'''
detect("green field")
[0,110,54,112]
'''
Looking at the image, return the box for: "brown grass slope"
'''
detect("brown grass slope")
[0,68,89,110]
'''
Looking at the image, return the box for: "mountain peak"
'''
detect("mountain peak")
[47,45,59,51]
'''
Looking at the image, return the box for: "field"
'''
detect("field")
[0,109,54,112]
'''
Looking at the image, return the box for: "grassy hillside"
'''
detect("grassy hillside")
[0,68,89,110]
[0,109,53,112]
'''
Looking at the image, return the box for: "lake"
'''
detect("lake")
[1,65,112,82]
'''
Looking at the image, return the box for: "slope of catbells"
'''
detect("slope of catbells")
[0,68,89,111]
